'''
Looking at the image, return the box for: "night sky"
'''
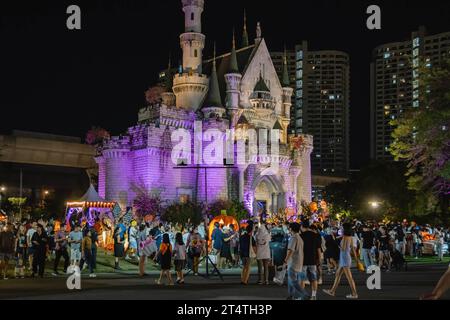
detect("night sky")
[1,0,450,169]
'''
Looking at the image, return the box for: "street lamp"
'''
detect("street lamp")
[369,201,380,209]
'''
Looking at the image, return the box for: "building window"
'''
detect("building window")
[194,49,198,58]
[191,12,194,20]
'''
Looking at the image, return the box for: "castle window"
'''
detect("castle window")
[194,49,198,58]
[191,13,194,20]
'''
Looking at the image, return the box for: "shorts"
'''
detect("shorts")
[16,247,26,256]
[129,239,138,250]
[0,253,13,262]
[71,249,81,261]
[27,247,35,256]
[114,243,125,258]
[174,259,186,272]
[301,265,318,282]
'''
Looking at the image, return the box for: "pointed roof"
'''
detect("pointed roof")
[203,44,255,100]
[273,120,283,130]
[165,55,174,90]
[78,184,106,202]
[237,114,249,125]
[228,31,239,74]
[281,49,290,87]
[254,72,270,92]
[203,44,223,108]
[241,9,249,48]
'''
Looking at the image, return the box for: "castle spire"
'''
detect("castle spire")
[204,43,223,108]
[282,47,290,87]
[241,9,249,48]
[255,22,262,42]
[228,29,239,74]
[165,53,174,90]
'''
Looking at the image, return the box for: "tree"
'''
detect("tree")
[145,85,165,105]
[323,161,415,220]
[390,59,450,221]
[85,126,110,146]
[207,200,250,222]
[131,183,162,219]
[162,201,204,226]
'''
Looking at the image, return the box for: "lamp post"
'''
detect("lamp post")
[0,186,5,210]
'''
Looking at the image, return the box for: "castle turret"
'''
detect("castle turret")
[172,0,209,111]
[281,50,293,143]
[161,56,176,106]
[202,45,226,119]
[224,32,242,127]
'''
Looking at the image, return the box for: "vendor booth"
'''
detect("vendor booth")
[66,184,120,249]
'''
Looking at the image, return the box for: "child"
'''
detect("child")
[173,232,186,284]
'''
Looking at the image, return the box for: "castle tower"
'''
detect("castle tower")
[172,0,209,111]
[202,44,226,119]
[224,32,242,127]
[161,56,176,106]
[281,50,293,143]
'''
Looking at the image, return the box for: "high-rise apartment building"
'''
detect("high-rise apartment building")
[370,27,450,160]
[272,42,350,175]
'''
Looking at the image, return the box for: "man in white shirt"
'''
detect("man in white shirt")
[284,222,310,300]
[26,222,37,270]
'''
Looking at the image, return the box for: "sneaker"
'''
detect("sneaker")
[155,279,162,285]
[322,289,335,297]
[346,294,358,299]
[318,278,323,285]
[3,277,8,280]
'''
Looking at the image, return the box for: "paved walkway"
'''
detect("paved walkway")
[1,263,449,300]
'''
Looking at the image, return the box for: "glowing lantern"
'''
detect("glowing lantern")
[309,202,318,212]
[208,214,239,245]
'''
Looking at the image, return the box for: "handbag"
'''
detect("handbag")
[273,265,287,286]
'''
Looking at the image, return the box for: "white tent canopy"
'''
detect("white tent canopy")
[78,184,106,203]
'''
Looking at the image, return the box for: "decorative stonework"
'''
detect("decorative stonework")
[96,0,313,214]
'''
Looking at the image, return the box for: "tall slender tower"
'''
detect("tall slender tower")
[225,32,242,127]
[172,0,209,111]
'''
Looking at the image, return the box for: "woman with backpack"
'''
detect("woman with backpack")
[155,233,173,285]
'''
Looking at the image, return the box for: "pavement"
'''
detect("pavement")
[1,262,449,300]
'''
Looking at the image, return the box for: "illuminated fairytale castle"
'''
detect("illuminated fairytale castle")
[96,0,313,215]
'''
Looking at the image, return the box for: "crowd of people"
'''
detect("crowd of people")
[0,214,449,300]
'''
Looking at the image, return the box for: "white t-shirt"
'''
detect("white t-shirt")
[26,228,36,245]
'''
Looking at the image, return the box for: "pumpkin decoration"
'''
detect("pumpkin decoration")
[208,214,239,246]
[309,202,318,213]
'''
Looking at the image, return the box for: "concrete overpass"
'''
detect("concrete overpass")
[0,130,96,170]
[0,131,97,217]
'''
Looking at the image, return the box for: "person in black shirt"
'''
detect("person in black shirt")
[239,225,256,285]
[361,225,375,269]
[324,228,340,274]
[377,226,391,272]
[300,220,321,300]
[31,224,48,278]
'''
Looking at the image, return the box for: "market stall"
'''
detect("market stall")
[65,184,120,249]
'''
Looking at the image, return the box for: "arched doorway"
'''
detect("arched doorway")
[252,175,285,217]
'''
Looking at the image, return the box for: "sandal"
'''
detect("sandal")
[322,289,335,297]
